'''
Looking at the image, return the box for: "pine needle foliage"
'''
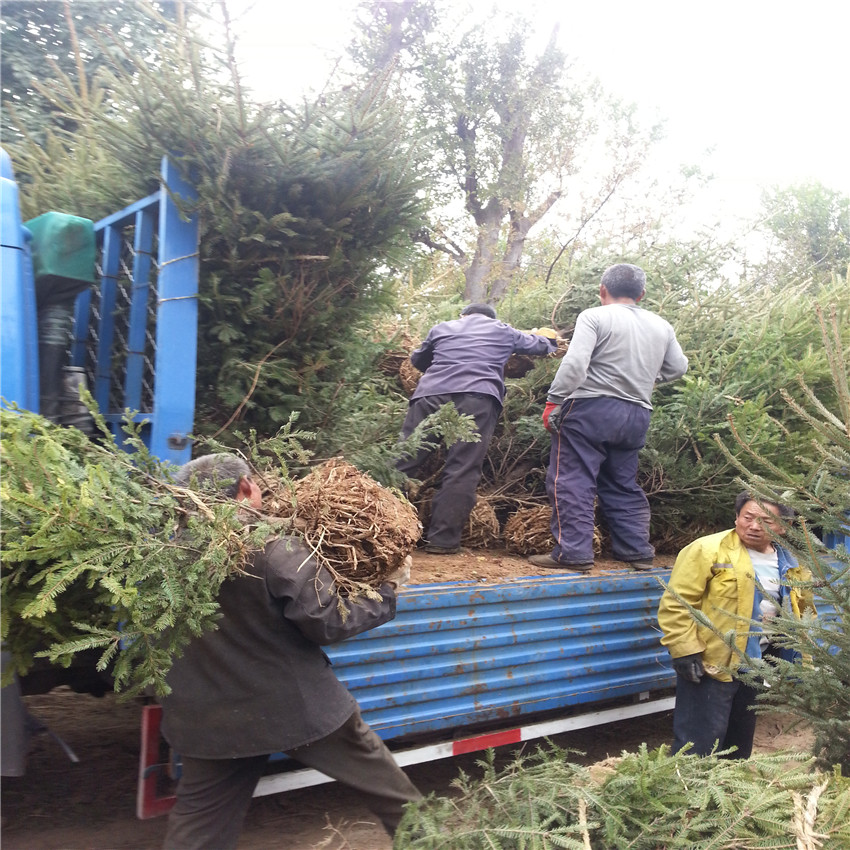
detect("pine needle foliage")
[641,272,847,550]
[339,399,482,491]
[5,1,430,441]
[0,0,180,146]
[0,401,309,699]
[394,743,850,849]
[712,296,850,771]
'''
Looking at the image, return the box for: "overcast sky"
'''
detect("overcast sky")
[227,0,849,227]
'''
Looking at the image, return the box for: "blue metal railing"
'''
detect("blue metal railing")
[70,156,199,465]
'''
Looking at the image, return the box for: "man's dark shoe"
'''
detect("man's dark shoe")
[627,558,655,571]
[528,554,593,572]
[423,544,461,555]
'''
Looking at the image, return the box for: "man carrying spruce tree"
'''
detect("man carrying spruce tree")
[159,454,421,850]
[657,490,815,758]
[397,303,558,554]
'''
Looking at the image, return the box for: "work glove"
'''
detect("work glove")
[542,401,561,433]
[387,555,412,589]
[530,327,560,340]
[672,653,705,683]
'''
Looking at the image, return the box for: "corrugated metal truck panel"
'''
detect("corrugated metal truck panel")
[339,634,661,684]
[326,569,674,741]
[142,570,679,811]
[336,627,664,687]
[142,557,844,811]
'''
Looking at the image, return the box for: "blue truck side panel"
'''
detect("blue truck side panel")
[92,227,122,412]
[123,206,156,412]
[2,151,201,778]
[824,523,850,551]
[2,148,199,469]
[0,152,39,412]
[323,569,674,743]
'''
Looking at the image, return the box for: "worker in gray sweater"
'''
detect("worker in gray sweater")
[531,263,688,572]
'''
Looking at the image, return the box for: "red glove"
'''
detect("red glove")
[542,401,560,433]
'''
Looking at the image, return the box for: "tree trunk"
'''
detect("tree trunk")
[464,199,505,303]
[489,214,532,302]
[484,190,561,303]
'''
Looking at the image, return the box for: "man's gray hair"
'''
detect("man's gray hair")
[173,453,251,498]
[600,263,646,299]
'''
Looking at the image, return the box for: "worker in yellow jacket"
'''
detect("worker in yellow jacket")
[657,490,815,758]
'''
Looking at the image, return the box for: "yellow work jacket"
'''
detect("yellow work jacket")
[657,529,814,682]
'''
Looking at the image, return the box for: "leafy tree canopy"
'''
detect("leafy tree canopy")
[756,182,850,286]
[350,0,663,304]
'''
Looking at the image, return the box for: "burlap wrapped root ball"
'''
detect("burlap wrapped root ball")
[461,497,501,548]
[378,334,419,381]
[285,458,421,593]
[260,470,298,519]
[410,486,433,526]
[504,505,602,556]
[504,353,536,379]
[504,505,555,555]
[399,358,423,395]
[377,349,409,377]
[504,329,568,379]
[415,491,501,549]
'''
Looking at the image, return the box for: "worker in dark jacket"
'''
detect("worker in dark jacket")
[397,304,558,554]
[160,454,420,850]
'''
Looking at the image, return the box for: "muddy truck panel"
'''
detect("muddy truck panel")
[325,569,674,741]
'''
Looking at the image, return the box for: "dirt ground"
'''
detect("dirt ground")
[2,547,815,850]
[407,545,667,584]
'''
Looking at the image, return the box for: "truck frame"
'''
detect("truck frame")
[137,567,677,817]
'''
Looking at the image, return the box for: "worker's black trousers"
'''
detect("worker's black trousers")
[396,392,501,548]
[672,671,759,758]
[163,707,422,850]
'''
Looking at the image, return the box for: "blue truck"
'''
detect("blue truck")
[2,147,678,816]
[1,146,200,773]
